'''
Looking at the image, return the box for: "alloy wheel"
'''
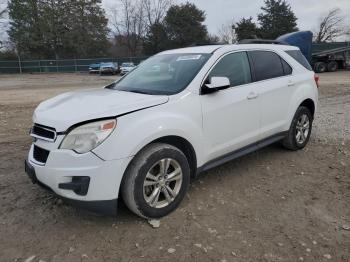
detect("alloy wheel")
[295,114,310,144]
[143,158,183,208]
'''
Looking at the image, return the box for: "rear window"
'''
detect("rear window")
[249,51,285,81]
[286,50,312,71]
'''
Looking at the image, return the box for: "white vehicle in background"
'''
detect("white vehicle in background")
[120,62,136,75]
[25,44,318,218]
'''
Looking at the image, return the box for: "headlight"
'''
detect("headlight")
[60,119,116,154]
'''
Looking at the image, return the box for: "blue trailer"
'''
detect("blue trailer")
[277,32,350,73]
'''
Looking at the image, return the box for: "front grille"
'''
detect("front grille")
[33,145,50,163]
[31,124,56,141]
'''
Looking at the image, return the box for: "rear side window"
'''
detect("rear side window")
[286,50,312,71]
[209,52,252,87]
[249,51,285,81]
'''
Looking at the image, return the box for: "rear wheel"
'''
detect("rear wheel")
[121,143,190,218]
[314,62,327,73]
[327,61,338,72]
[283,106,313,151]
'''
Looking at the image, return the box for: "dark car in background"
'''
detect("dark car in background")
[88,62,101,74]
[88,62,119,75]
[99,62,119,75]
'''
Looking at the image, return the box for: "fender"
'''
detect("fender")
[283,80,318,131]
[92,94,208,166]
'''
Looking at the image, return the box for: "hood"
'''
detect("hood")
[33,88,169,131]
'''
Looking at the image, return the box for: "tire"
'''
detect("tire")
[121,143,190,219]
[327,61,338,72]
[314,62,327,73]
[282,106,313,151]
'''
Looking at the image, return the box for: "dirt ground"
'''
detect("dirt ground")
[0,72,349,262]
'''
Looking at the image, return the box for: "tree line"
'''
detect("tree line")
[0,0,349,60]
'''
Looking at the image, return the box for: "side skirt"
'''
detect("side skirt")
[196,132,287,175]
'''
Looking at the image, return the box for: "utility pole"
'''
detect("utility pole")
[15,47,22,74]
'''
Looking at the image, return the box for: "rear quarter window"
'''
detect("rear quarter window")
[286,50,313,71]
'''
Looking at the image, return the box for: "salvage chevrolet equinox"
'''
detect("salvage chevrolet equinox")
[25,44,318,218]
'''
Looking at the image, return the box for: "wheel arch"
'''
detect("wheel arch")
[145,135,197,179]
[119,135,198,201]
[299,98,315,118]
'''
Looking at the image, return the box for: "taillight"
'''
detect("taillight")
[314,74,320,88]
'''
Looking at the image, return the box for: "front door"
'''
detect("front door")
[200,51,260,161]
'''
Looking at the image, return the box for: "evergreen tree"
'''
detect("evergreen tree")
[143,22,168,55]
[8,0,47,58]
[164,3,208,48]
[234,17,260,41]
[65,0,110,58]
[257,0,298,39]
[8,0,109,59]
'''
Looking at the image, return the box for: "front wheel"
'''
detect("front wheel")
[121,143,190,218]
[282,106,313,150]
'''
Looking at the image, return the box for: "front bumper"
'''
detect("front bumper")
[25,159,118,215]
[26,143,132,216]
[120,70,130,75]
[100,68,115,73]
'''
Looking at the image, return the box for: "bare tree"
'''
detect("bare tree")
[0,0,8,49]
[111,0,146,56]
[0,0,6,19]
[142,0,172,27]
[314,8,347,43]
[218,20,237,44]
[110,0,172,56]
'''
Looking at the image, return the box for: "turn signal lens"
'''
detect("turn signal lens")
[102,121,116,130]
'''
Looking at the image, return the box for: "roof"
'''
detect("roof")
[158,44,299,55]
[159,45,224,54]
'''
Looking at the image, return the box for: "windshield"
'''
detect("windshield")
[121,63,134,67]
[109,53,211,95]
[101,62,113,66]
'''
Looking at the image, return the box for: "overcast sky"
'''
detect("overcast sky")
[103,0,350,35]
[1,0,350,42]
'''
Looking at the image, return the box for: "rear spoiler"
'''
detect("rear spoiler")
[239,39,287,45]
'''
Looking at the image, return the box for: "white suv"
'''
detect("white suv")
[25,44,318,218]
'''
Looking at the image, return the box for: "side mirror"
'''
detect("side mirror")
[203,76,230,93]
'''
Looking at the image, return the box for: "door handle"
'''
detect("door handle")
[288,81,295,87]
[247,92,258,100]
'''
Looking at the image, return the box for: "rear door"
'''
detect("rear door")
[248,50,294,139]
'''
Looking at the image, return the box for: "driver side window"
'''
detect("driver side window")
[209,52,252,87]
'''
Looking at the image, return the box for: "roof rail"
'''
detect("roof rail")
[238,39,288,45]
